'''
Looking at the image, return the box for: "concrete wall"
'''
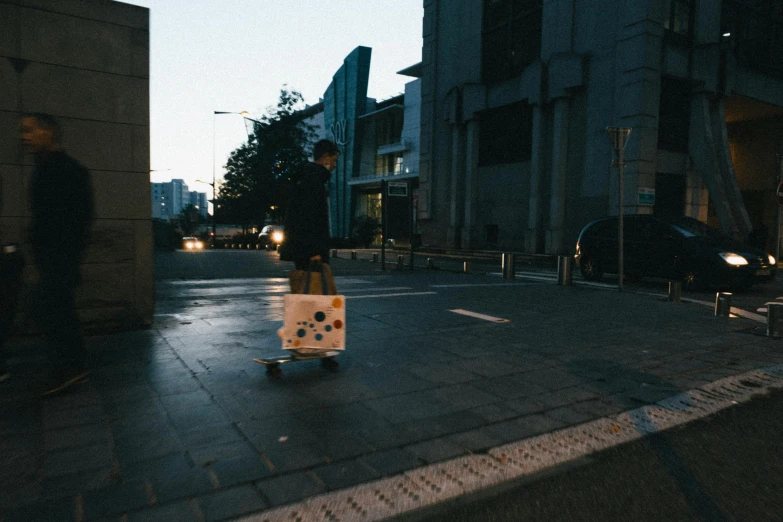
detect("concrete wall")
[0,0,152,331]
[420,0,783,253]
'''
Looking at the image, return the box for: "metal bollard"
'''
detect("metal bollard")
[397,255,405,269]
[766,302,783,337]
[502,253,515,280]
[714,292,732,317]
[668,281,682,303]
[463,261,472,273]
[427,257,435,269]
[372,253,379,263]
[330,249,337,258]
[351,251,357,260]
[557,255,573,286]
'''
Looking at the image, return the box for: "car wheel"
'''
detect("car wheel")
[580,256,603,281]
[681,268,706,291]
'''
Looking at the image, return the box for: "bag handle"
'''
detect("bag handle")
[303,260,328,295]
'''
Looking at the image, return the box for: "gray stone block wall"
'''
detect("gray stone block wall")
[0,0,152,331]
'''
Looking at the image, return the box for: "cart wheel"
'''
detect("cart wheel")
[266,364,282,376]
[321,357,339,370]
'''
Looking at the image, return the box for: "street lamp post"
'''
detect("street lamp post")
[607,127,632,291]
[212,110,248,247]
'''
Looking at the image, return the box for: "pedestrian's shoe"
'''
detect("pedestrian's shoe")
[40,368,89,397]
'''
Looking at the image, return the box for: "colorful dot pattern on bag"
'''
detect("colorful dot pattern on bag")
[332,298,343,309]
[333,319,343,329]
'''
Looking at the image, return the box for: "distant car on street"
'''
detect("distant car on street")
[182,237,204,251]
[258,225,284,250]
[575,215,776,291]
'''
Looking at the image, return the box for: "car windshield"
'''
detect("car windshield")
[667,217,728,241]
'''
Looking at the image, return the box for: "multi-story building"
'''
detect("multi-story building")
[317,46,422,242]
[151,179,207,220]
[418,0,783,255]
[189,191,208,218]
[293,48,422,242]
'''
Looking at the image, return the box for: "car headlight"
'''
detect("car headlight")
[272,232,283,243]
[186,241,194,249]
[719,252,748,266]
[196,241,203,249]
[769,255,776,265]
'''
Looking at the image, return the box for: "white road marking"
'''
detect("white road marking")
[449,309,510,323]
[430,282,540,288]
[340,287,412,293]
[346,291,437,300]
[685,297,767,323]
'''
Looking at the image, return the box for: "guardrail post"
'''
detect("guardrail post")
[668,281,681,303]
[714,292,732,317]
[372,253,379,263]
[351,251,357,260]
[427,257,435,269]
[502,253,515,280]
[463,261,472,273]
[766,302,783,337]
[330,249,337,258]
[397,255,405,269]
[557,255,573,286]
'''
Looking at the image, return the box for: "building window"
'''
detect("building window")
[722,0,783,80]
[375,112,404,147]
[662,0,693,37]
[375,153,404,176]
[478,102,533,166]
[482,0,543,83]
[657,76,691,153]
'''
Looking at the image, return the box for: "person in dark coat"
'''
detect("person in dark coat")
[281,139,339,272]
[20,113,94,395]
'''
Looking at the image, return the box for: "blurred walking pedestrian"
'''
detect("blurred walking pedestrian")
[20,113,94,395]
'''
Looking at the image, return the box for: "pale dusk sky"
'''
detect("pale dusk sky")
[120,0,424,197]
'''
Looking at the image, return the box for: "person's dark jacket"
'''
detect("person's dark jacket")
[29,150,94,277]
[281,162,331,267]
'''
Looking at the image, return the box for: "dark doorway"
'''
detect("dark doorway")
[654,173,686,219]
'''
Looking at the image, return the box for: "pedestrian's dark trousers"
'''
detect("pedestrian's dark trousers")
[0,247,25,369]
[37,262,85,370]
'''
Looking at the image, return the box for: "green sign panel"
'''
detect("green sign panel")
[638,187,655,206]
[388,181,408,197]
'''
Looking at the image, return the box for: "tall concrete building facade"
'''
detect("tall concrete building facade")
[419,0,783,255]
[318,46,423,243]
[1,0,152,329]
[151,179,206,220]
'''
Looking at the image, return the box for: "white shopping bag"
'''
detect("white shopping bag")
[279,293,346,351]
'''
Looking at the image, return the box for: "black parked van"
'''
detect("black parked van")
[574,215,776,290]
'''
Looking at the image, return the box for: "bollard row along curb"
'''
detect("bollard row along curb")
[237,363,783,522]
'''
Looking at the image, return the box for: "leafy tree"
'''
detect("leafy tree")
[174,204,205,236]
[217,86,317,231]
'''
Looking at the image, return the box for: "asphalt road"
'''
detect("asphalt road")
[151,248,783,521]
[155,248,783,322]
[422,388,783,522]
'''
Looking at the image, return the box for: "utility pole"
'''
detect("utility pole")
[607,127,632,291]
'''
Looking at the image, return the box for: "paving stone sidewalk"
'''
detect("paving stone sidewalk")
[2,263,782,521]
